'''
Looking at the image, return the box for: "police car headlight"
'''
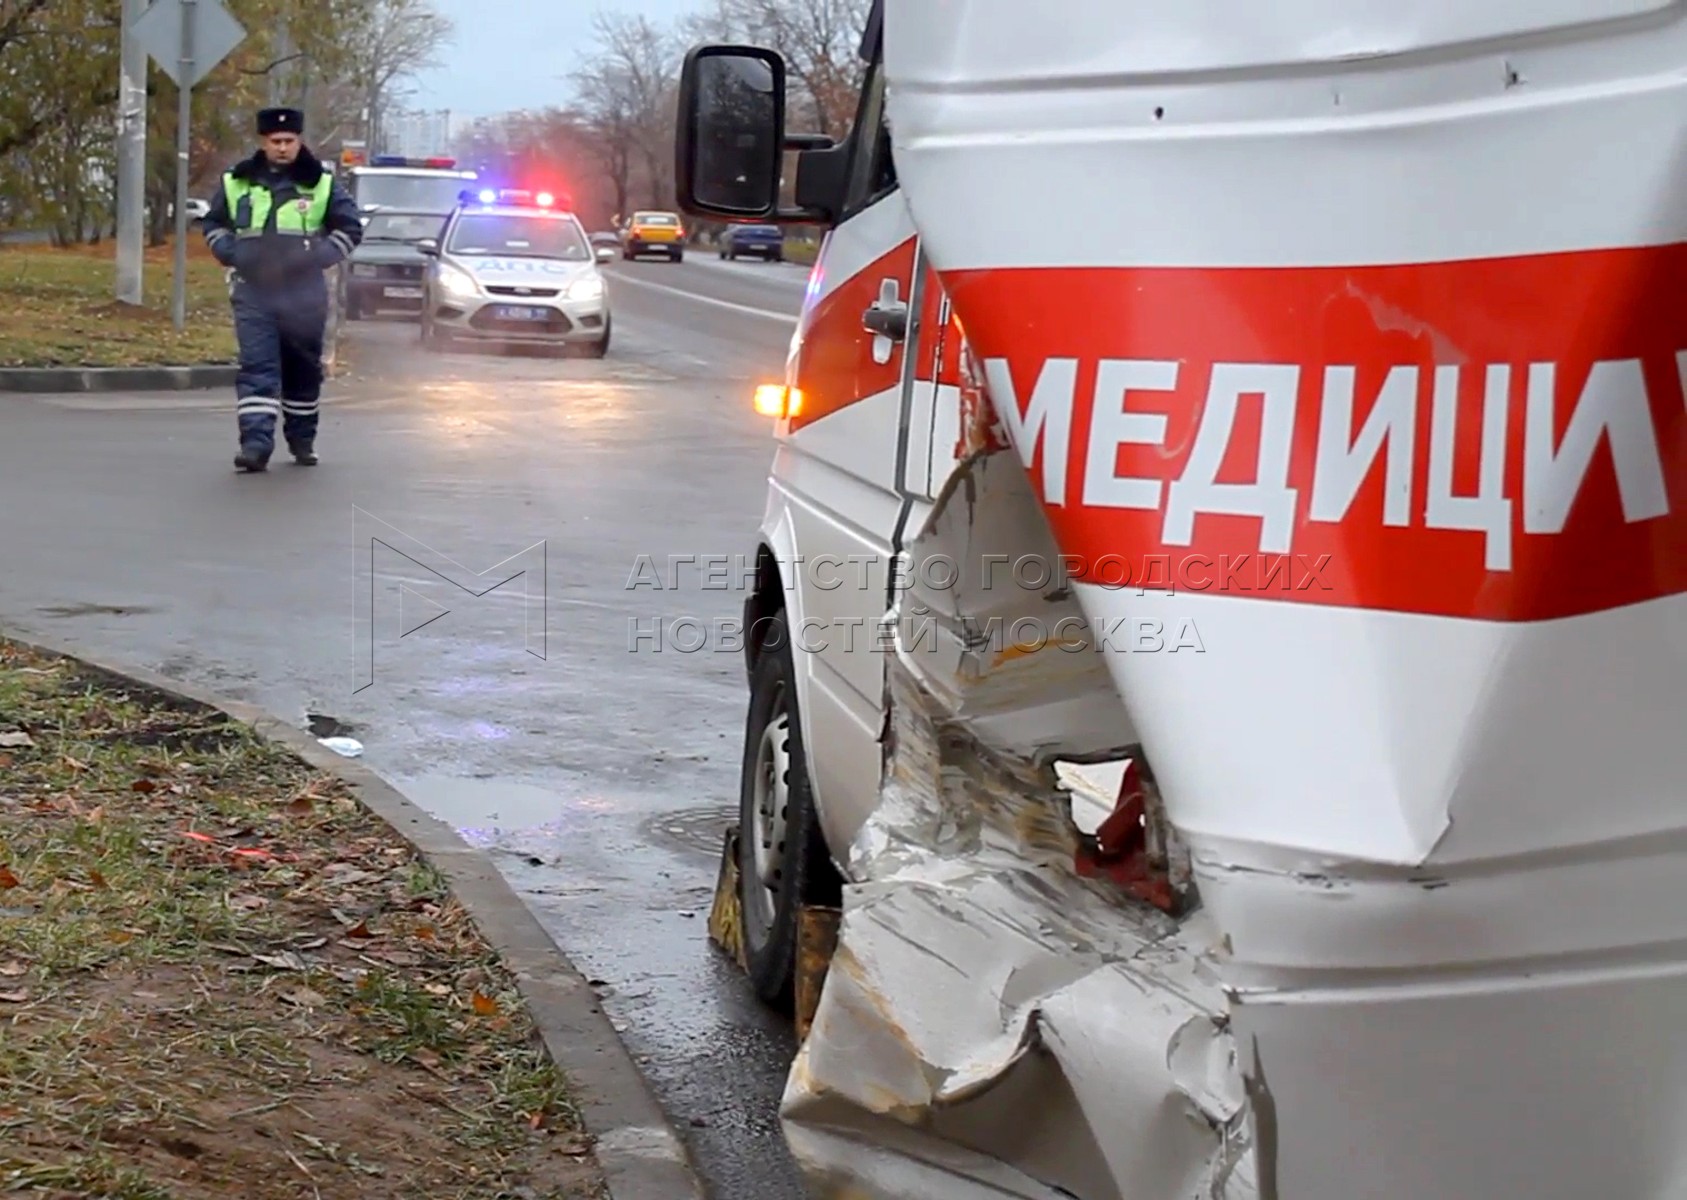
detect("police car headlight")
[565,276,605,302]
[438,265,477,299]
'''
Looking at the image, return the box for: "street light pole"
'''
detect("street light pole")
[115,0,149,306]
[271,19,291,105]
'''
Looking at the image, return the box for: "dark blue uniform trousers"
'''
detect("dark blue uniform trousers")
[232,272,328,458]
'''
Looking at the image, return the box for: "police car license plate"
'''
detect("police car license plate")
[384,286,422,298]
[495,305,548,321]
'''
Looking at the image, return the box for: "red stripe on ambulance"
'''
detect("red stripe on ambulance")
[788,238,918,432]
[942,244,1687,621]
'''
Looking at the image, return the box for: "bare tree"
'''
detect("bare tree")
[341,0,454,151]
[572,12,680,215]
[688,0,872,139]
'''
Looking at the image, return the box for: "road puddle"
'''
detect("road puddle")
[398,777,570,848]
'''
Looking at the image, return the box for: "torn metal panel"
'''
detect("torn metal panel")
[782,642,1256,1198]
[893,448,1139,765]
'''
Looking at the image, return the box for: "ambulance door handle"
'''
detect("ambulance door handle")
[863,277,908,343]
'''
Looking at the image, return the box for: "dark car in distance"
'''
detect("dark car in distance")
[342,210,446,320]
[719,224,784,262]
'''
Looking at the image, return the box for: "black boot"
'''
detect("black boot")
[234,443,270,472]
[288,439,318,466]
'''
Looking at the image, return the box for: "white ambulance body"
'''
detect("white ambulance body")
[676,2,1687,1196]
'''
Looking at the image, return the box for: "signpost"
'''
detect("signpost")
[129,0,247,330]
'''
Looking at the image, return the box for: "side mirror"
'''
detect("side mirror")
[676,46,787,219]
[416,239,439,256]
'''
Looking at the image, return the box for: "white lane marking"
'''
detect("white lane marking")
[610,272,800,325]
[687,254,812,288]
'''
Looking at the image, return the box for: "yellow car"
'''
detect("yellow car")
[622,211,686,262]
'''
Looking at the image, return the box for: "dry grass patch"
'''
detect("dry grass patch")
[0,639,605,1199]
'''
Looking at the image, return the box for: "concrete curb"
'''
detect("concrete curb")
[0,365,239,394]
[0,629,708,1200]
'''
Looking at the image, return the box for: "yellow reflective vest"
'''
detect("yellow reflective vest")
[223,172,332,238]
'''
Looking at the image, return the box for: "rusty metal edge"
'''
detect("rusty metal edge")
[794,906,842,1044]
[707,826,748,971]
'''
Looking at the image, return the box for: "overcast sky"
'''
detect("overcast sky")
[407,0,704,119]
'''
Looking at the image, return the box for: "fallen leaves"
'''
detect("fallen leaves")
[0,640,606,1195]
[251,951,308,972]
[0,730,33,748]
[556,1131,594,1156]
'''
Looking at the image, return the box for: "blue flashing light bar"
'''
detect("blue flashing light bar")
[458,187,564,209]
[368,155,462,169]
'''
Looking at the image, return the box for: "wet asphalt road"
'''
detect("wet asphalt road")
[0,254,817,1199]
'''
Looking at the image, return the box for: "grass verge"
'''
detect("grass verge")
[0,639,606,1200]
[781,238,820,266]
[0,242,236,369]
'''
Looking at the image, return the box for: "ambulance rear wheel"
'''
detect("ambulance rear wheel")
[738,608,839,1011]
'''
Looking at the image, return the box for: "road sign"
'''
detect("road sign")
[130,0,246,90]
[128,0,248,330]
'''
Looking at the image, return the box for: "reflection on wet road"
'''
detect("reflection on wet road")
[0,255,816,1199]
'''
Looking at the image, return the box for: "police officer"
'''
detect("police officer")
[201,107,363,472]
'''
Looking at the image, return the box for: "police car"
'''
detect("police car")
[416,189,611,357]
[345,155,477,217]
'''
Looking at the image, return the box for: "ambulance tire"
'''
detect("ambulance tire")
[738,608,839,1011]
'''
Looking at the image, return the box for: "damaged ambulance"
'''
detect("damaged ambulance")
[674,1,1687,1197]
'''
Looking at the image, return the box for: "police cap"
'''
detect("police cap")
[256,107,304,136]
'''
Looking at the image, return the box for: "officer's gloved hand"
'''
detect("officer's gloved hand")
[308,238,347,273]
[229,239,257,279]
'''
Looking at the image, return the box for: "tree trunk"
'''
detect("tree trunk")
[147,178,170,247]
[640,145,665,208]
[609,148,629,223]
